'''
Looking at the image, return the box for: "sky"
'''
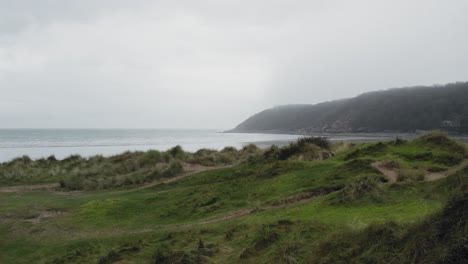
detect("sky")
[1,0,467,129]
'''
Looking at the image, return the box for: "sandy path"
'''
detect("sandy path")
[136,164,232,190]
[371,162,398,183]
[425,159,468,181]
[188,192,321,226]
[0,183,60,193]
[75,190,325,238]
[372,159,468,182]
[128,191,326,235]
[0,164,231,194]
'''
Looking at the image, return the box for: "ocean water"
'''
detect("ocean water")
[0,129,301,162]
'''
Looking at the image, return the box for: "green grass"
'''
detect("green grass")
[0,133,467,263]
[0,146,247,189]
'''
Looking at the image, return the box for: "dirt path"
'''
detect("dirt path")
[128,191,326,235]
[189,193,322,226]
[371,161,398,183]
[372,160,468,183]
[0,164,231,194]
[0,183,60,193]
[425,159,468,181]
[136,164,232,190]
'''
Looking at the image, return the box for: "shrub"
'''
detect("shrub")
[432,153,463,166]
[381,160,400,169]
[393,137,407,145]
[263,145,280,160]
[146,168,162,181]
[417,131,466,154]
[279,142,320,160]
[221,146,237,153]
[340,159,375,173]
[278,137,332,161]
[139,150,162,166]
[254,224,278,249]
[98,250,120,264]
[274,239,303,264]
[20,155,32,163]
[397,167,425,182]
[342,174,386,201]
[192,149,218,166]
[427,165,446,172]
[62,155,83,163]
[297,136,331,149]
[169,145,185,159]
[242,144,260,154]
[194,149,217,157]
[163,160,183,178]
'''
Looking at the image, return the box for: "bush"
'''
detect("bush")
[163,160,183,178]
[397,167,425,182]
[221,146,237,153]
[278,137,332,161]
[342,174,386,201]
[381,160,400,169]
[98,250,120,264]
[297,136,331,149]
[274,238,303,264]
[139,150,162,166]
[169,146,185,159]
[242,144,260,154]
[191,149,219,166]
[263,145,280,160]
[393,137,407,145]
[254,224,278,249]
[62,155,83,163]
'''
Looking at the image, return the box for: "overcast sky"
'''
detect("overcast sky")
[1,0,467,129]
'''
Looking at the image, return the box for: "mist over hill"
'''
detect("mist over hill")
[231,82,468,134]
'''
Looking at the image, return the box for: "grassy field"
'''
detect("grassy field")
[0,132,467,263]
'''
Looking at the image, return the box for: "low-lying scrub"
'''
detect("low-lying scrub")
[0,146,243,190]
[311,192,468,263]
[397,167,425,182]
[1,133,467,263]
[277,137,333,161]
[0,137,336,190]
[341,174,387,201]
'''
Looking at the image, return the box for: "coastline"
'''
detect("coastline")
[232,130,468,144]
[3,130,468,163]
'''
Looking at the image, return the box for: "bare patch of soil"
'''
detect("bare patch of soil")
[136,164,232,190]
[0,164,230,194]
[23,209,66,224]
[179,191,326,228]
[372,160,468,183]
[371,161,398,183]
[0,183,59,193]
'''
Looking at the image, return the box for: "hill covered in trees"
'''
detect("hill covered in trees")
[231,82,468,134]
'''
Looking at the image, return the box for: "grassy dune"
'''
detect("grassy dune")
[0,133,467,263]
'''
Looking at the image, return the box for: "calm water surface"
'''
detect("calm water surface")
[2,129,465,162]
[0,129,301,162]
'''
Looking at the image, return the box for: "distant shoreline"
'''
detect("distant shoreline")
[2,130,468,163]
[240,131,468,144]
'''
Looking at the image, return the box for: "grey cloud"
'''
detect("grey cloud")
[0,0,152,35]
[0,1,467,128]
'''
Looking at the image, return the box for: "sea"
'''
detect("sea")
[0,129,302,162]
[2,129,465,163]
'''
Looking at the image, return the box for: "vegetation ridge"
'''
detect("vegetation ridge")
[0,132,467,263]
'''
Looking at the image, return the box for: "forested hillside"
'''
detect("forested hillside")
[231,82,468,133]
